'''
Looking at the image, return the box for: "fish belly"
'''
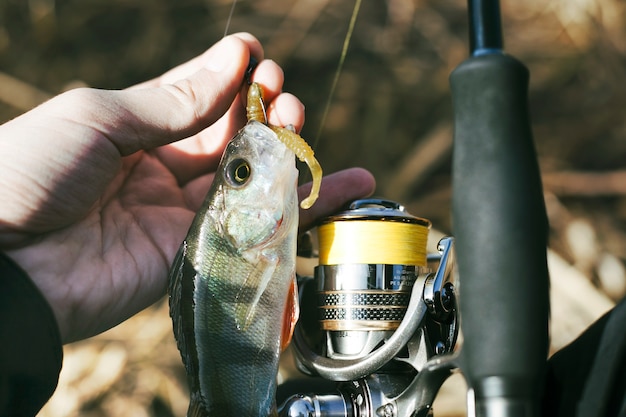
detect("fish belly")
[192,251,290,416]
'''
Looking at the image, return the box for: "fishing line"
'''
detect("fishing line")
[226,0,362,152]
[223,0,238,37]
[226,0,361,188]
[311,0,363,153]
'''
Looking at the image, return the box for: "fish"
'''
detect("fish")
[168,83,320,417]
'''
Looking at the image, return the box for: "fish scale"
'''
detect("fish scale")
[194,234,282,416]
[168,120,299,417]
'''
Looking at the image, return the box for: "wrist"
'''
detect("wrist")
[0,251,63,416]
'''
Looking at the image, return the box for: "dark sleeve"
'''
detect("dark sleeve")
[0,252,63,417]
[542,296,626,417]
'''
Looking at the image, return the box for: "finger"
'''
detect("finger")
[34,36,250,172]
[243,59,304,131]
[298,167,376,232]
[156,61,302,185]
[132,32,264,90]
[267,93,305,133]
[244,59,284,105]
[151,98,244,185]
[109,35,253,155]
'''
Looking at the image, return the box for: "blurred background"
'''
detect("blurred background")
[1,0,625,415]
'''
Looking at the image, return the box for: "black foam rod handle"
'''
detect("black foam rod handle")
[450,53,550,416]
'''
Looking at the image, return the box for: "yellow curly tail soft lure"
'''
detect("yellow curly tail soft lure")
[246,82,322,209]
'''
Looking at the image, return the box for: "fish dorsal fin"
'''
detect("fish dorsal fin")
[168,242,201,385]
[234,253,278,331]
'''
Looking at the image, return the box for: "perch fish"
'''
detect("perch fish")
[168,83,321,417]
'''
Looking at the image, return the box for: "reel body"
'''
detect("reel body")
[280,199,459,417]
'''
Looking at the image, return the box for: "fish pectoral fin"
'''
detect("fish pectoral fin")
[234,254,278,331]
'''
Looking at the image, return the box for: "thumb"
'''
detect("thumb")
[56,35,253,156]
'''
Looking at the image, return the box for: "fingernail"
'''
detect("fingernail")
[205,38,237,73]
[245,56,258,85]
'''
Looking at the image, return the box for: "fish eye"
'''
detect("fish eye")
[226,158,251,186]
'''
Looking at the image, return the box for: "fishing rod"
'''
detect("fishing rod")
[450,0,550,415]
[278,1,550,416]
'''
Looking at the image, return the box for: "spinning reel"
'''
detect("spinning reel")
[279,199,460,417]
[279,0,550,415]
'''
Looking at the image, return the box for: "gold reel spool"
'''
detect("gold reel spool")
[318,220,429,266]
[318,199,430,266]
[314,199,431,337]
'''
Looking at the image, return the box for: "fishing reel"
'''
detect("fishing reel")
[278,199,460,417]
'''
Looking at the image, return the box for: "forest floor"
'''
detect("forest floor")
[1,1,625,416]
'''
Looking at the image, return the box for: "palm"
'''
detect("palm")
[1,34,376,344]
[4,104,240,342]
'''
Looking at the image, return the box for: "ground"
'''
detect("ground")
[1,1,625,416]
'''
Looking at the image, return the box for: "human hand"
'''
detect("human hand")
[0,33,375,344]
